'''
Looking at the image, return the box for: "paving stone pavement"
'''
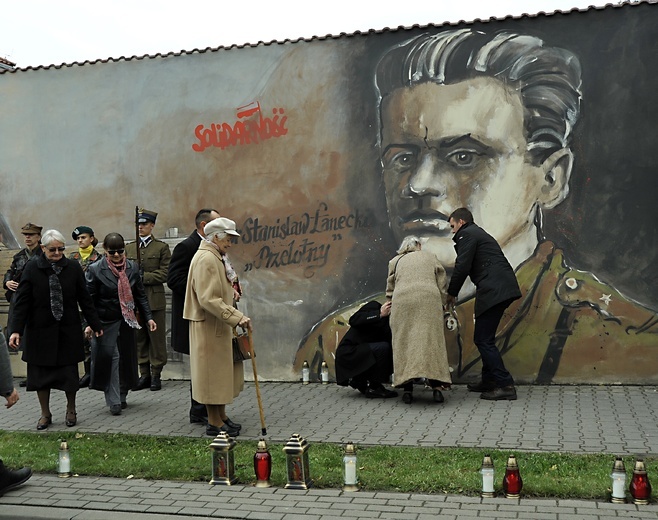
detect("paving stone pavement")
[2,379,658,519]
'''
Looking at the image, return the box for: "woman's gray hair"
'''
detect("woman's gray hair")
[397,235,423,254]
[205,230,228,241]
[41,229,66,246]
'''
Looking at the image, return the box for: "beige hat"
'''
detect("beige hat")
[204,217,240,236]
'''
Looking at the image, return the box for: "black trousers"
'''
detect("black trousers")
[473,299,515,387]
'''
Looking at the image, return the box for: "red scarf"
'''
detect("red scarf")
[106,257,140,329]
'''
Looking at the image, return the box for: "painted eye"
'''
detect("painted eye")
[446,149,483,169]
[385,150,417,170]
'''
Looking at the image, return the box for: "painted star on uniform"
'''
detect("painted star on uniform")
[599,294,612,305]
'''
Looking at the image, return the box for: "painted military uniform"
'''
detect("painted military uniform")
[125,224,171,387]
[296,241,658,384]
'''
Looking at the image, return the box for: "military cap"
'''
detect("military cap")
[137,209,158,224]
[72,225,94,240]
[21,222,42,235]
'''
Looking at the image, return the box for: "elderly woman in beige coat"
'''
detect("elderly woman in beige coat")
[184,217,251,437]
[386,235,451,404]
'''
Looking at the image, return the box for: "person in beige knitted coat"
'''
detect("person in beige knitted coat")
[386,236,451,404]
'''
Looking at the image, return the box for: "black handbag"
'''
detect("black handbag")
[232,327,251,362]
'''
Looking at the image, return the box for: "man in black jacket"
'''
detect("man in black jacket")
[166,208,219,424]
[447,208,521,401]
[335,300,397,398]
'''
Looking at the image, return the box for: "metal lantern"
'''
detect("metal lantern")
[209,431,237,485]
[480,454,495,498]
[343,442,358,492]
[321,361,329,384]
[283,433,313,490]
[610,456,627,503]
[502,455,522,498]
[630,459,652,505]
[58,440,71,478]
[302,361,310,385]
[254,438,272,488]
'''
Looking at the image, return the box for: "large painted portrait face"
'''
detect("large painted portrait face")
[381,77,562,268]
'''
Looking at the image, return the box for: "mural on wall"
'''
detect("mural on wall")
[1,3,657,383]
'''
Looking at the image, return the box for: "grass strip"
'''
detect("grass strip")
[0,430,649,500]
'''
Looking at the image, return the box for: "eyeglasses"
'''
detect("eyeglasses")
[46,247,66,253]
[107,249,125,256]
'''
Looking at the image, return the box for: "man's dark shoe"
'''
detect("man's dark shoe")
[121,401,128,410]
[480,385,517,401]
[135,375,151,390]
[78,373,90,388]
[224,417,242,430]
[150,375,162,391]
[206,423,240,437]
[467,381,496,393]
[432,389,445,403]
[350,380,368,395]
[402,391,413,404]
[190,414,208,425]
[366,384,398,399]
[0,464,32,497]
[110,404,122,415]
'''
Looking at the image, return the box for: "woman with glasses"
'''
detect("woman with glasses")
[85,233,156,415]
[8,229,103,430]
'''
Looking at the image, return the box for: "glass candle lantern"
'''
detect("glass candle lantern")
[321,361,329,384]
[58,440,71,478]
[254,438,272,488]
[610,456,627,504]
[630,459,651,505]
[283,433,312,490]
[480,454,495,498]
[343,442,358,492]
[209,431,237,485]
[302,361,310,385]
[503,455,522,498]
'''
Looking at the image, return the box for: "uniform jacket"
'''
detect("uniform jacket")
[68,248,101,272]
[296,241,658,385]
[3,246,42,302]
[166,230,201,355]
[125,238,171,311]
[184,241,243,404]
[9,255,102,366]
[448,222,521,317]
[85,257,153,324]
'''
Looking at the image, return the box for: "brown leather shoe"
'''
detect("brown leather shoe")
[480,385,517,401]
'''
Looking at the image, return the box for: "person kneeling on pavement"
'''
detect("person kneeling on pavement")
[335,300,398,398]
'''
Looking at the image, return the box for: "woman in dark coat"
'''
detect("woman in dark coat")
[8,229,103,430]
[85,233,155,415]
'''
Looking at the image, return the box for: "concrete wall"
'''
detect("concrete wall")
[1,2,657,383]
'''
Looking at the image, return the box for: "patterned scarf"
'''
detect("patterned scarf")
[49,264,64,321]
[222,253,242,296]
[106,257,141,329]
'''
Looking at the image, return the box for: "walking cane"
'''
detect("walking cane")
[247,328,267,436]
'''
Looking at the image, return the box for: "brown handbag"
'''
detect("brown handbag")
[232,327,252,362]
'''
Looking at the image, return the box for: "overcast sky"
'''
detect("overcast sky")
[2,0,606,68]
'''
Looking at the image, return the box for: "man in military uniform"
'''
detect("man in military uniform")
[3,222,42,304]
[125,209,171,391]
[295,28,658,385]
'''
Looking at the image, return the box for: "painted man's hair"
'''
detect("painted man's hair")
[375,29,582,164]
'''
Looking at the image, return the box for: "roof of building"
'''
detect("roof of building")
[0,1,655,74]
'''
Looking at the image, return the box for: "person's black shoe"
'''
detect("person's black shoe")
[224,417,242,430]
[0,464,32,497]
[206,423,240,437]
[121,401,128,410]
[18,379,27,388]
[466,381,496,393]
[135,375,151,390]
[190,414,208,425]
[110,404,122,415]
[366,384,398,399]
[432,389,445,403]
[150,375,161,391]
[350,380,368,395]
[402,392,413,404]
[78,373,90,388]
[480,385,517,401]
